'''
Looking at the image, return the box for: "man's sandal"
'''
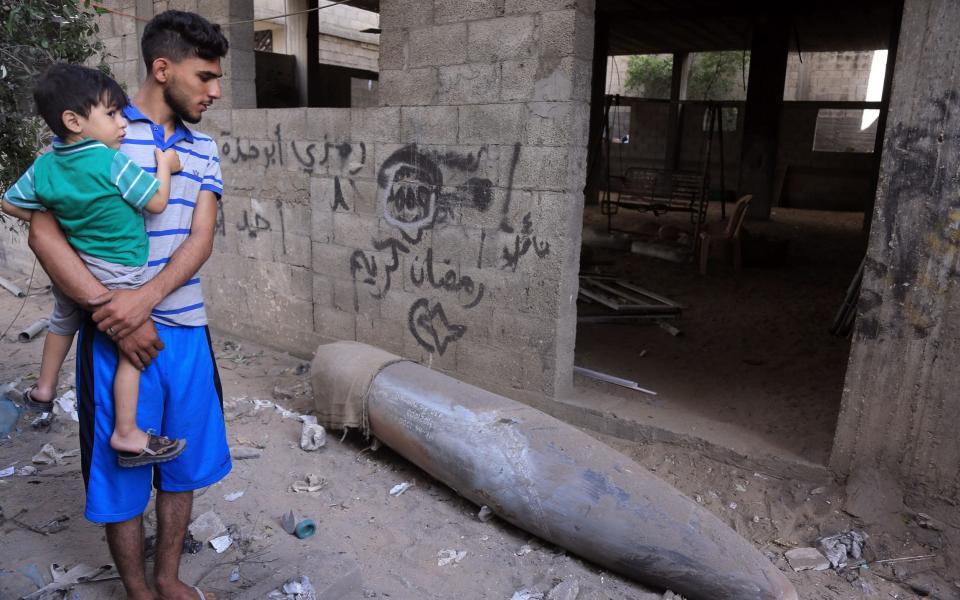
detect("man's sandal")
[18,385,55,411]
[116,434,187,468]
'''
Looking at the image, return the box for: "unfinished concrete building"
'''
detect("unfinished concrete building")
[1,0,957,514]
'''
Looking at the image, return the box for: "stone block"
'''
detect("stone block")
[351,107,401,143]
[438,63,501,105]
[534,56,591,102]
[524,101,590,146]
[333,276,382,315]
[401,106,460,145]
[491,310,556,355]
[504,0,592,14]
[458,103,524,144]
[519,350,557,394]
[537,10,594,60]
[200,109,232,138]
[379,69,439,107]
[408,23,468,67]
[467,16,535,63]
[346,178,379,216]
[306,108,353,142]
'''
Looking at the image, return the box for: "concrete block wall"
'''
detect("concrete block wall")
[89,0,142,95]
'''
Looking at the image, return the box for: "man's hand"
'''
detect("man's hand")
[117,320,164,370]
[92,288,160,339]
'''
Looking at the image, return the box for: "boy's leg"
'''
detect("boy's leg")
[110,354,150,453]
[106,515,156,600]
[31,331,74,402]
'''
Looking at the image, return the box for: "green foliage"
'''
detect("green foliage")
[624,54,673,99]
[624,51,750,101]
[0,0,109,223]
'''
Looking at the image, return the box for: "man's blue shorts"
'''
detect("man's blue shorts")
[76,319,232,523]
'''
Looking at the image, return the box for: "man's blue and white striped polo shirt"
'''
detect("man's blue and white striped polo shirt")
[120,103,223,327]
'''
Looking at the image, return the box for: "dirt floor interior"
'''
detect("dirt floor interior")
[573,200,866,468]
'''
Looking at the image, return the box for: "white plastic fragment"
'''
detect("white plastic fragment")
[210,534,233,553]
[437,549,467,566]
[511,591,544,600]
[0,466,15,478]
[390,482,414,496]
[54,390,78,422]
[224,490,244,502]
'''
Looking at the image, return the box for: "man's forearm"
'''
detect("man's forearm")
[28,211,108,307]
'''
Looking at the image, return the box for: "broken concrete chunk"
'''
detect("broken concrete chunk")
[32,443,80,465]
[210,534,233,553]
[784,547,831,572]
[817,530,867,569]
[188,510,227,543]
[300,422,326,451]
[290,473,326,493]
[477,505,494,522]
[230,446,262,460]
[547,578,579,600]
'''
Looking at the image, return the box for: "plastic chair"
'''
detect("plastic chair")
[698,194,752,275]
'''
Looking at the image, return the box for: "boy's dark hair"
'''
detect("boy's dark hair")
[33,64,127,139]
[141,10,229,69]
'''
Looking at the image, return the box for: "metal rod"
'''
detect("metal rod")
[0,276,25,298]
[18,319,49,342]
[574,366,657,396]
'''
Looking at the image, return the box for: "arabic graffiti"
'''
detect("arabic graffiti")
[349,144,551,356]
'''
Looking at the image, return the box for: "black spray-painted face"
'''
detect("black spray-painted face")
[385,163,438,233]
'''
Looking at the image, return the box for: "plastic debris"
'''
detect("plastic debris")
[389,482,413,496]
[20,563,118,600]
[785,547,831,572]
[18,465,37,476]
[477,505,494,522]
[210,534,233,553]
[270,576,318,600]
[290,473,325,493]
[299,416,326,451]
[817,530,868,569]
[437,549,467,566]
[31,412,54,429]
[224,490,245,502]
[516,544,533,556]
[0,466,15,478]
[510,591,543,600]
[32,443,80,465]
[54,390,78,422]
[229,566,241,582]
[188,511,227,543]
[281,510,317,539]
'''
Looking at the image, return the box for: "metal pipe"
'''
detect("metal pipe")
[0,276,25,298]
[359,359,798,600]
[18,319,49,342]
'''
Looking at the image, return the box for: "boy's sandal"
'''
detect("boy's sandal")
[117,434,187,468]
[19,385,55,411]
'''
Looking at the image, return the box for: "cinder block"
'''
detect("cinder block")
[467,16,535,62]
[455,340,523,389]
[379,69,439,106]
[352,107,401,143]
[232,109,268,139]
[274,232,311,269]
[312,241,356,275]
[199,109,232,138]
[504,0,592,14]
[438,63,501,104]
[313,305,357,341]
[402,106,460,144]
[408,23,468,67]
[379,0,434,29]
[346,178,379,216]
[501,58,538,102]
[267,108,309,142]
[491,310,557,355]
[333,275,382,315]
[534,56,591,102]
[538,10,594,60]
[333,211,379,248]
[458,103,524,144]
[501,145,571,190]
[524,101,590,146]
[435,0,503,23]
[356,315,405,354]
[304,108,352,143]
[519,350,557,394]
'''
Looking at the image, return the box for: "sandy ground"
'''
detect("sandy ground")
[0,269,956,600]
[576,204,865,466]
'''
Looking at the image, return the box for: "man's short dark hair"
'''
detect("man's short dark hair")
[141,10,229,69]
[33,64,127,139]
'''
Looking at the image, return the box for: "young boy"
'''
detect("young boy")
[2,63,185,467]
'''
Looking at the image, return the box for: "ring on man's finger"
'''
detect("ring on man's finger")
[107,327,116,336]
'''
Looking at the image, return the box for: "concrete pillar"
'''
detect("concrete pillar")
[736,18,788,220]
[830,0,960,504]
[665,52,690,171]
[585,12,609,204]
[286,0,311,107]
